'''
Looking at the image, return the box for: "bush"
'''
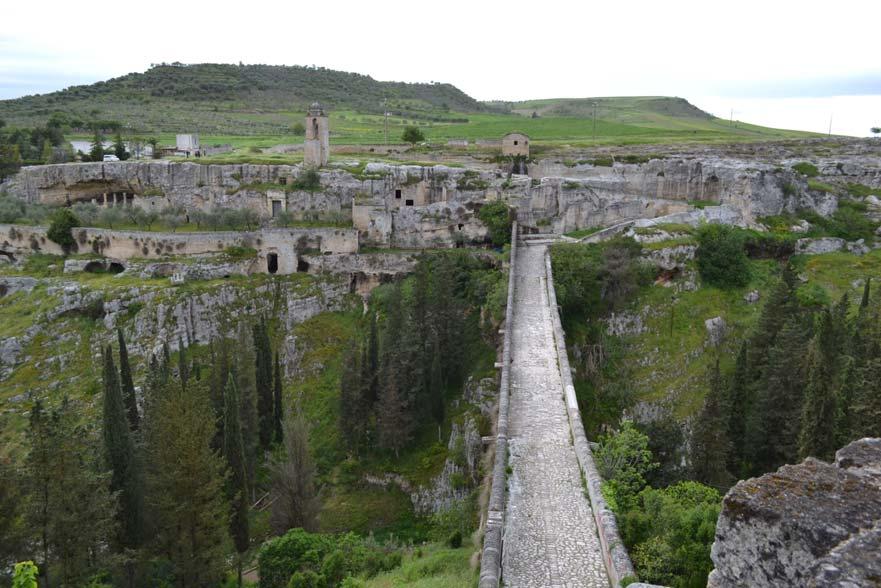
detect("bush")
[293,169,322,191]
[401,126,425,144]
[288,571,325,588]
[695,224,750,288]
[46,207,80,254]
[447,531,462,548]
[792,162,819,177]
[0,195,26,223]
[477,201,512,247]
[620,481,721,588]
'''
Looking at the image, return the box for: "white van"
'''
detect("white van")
[103,154,120,162]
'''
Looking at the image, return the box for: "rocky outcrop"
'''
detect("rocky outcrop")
[708,438,881,588]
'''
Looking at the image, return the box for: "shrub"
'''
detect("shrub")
[807,179,837,193]
[293,169,322,191]
[695,224,750,288]
[792,162,819,177]
[477,201,512,247]
[401,126,425,144]
[46,207,80,254]
[288,571,325,588]
[447,530,462,548]
[0,195,26,223]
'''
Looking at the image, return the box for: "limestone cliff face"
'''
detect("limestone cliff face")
[708,438,881,588]
[3,158,850,246]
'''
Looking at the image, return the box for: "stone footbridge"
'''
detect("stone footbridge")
[480,227,639,588]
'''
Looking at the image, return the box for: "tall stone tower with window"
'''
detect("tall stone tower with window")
[304,102,329,167]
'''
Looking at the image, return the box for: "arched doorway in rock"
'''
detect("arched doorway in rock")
[267,253,279,274]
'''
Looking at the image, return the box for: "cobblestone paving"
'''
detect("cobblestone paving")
[502,242,610,588]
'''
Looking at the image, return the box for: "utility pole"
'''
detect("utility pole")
[828,114,833,136]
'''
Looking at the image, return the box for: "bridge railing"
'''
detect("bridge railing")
[478,221,517,588]
[544,249,639,587]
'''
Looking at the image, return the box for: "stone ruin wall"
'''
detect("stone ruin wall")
[0,224,358,275]
[2,158,850,248]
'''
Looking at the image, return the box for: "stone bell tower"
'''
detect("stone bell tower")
[304,102,329,167]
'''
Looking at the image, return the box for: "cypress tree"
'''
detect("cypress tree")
[117,328,139,430]
[208,341,229,451]
[365,311,379,408]
[101,346,144,554]
[222,373,249,586]
[177,337,189,391]
[269,410,319,534]
[339,343,364,452]
[861,277,871,309]
[273,351,284,443]
[254,320,274,450]
[235,322,259,495]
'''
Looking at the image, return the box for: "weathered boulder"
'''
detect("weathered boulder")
[705,316,727,346]
[643,244,696,271]
[709,438,881,588]
[0,276,38,296]
[796,237,846,254]
[743,290,761,304]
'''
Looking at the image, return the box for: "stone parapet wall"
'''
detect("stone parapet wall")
[544,250,638,587]
[478,222,517,588]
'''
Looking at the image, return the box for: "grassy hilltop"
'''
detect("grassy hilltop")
[0,63,818,147]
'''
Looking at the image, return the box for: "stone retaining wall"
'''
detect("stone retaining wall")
[544,250,638,587]
[478,221,517,588]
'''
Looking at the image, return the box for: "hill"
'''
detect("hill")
[0,64,818,144]
[0,63,486,135]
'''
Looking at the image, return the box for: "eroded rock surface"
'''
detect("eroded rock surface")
[709,438,881,588]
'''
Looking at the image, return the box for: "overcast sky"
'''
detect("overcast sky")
[1,0,879,136]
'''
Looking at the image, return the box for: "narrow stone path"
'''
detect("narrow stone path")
[502,241,609,588]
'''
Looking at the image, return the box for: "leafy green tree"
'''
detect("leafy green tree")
[620,481,721,588]
[12,561,38,588]
[223,374,250,587]
[401,125,425,144]
[147,137,160,159]
[117,329,140,430]
[595,420,657,511]
[41,139,54,164]
[0,144,23,180]
[695,224,750,288]
[477,201,512,247]
[46,207,80,255]
[144,378,229,587]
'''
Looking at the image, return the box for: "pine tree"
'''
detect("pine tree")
[222,374,249,586]
[102,346,145,554]
[430,336,445,435]
[691,358,732,490]
[25,399,117,587]
[269,409,319,534]
[144,378,229,586]
[748,314,810,473]
[253,320,274,450]
[89,130,105,161]
[117,328,139,430]
[725,342,750,475]
[798,315,840,461]
[273,351,284,443]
